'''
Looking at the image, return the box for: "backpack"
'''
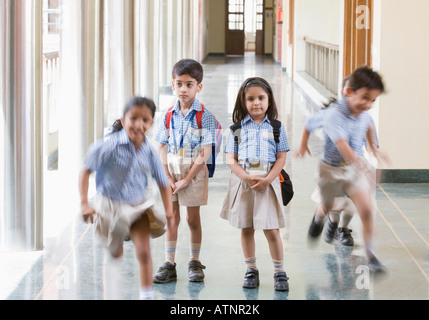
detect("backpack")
[165,104,222,178]
[230,119,294,206]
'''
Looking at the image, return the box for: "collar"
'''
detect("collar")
[173,98,202,114]
[243,114,270,125]
[338,96,354,118]
[117,128,148,150]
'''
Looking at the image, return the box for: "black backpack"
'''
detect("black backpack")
[230,120,294,206]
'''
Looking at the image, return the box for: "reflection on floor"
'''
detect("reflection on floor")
[2,54,429,301]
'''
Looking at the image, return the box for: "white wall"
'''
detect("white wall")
[373,0,429,170]
[294,0,342,72]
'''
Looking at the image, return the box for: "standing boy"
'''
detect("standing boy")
[154,59,218,283]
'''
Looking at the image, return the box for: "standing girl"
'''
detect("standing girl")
[79,96,173,300]
[220,77,290,291]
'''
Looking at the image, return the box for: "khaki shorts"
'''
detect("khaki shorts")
[167,153,209,207]
[317,160,370,206]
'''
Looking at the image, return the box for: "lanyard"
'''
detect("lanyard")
[171,111,196,154]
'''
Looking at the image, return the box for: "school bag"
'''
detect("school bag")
[230,119,294,206]
[165,104,222,178]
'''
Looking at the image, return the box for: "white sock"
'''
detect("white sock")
[166,241,177,264]
[190,243,201,261]
[139,286,154,300]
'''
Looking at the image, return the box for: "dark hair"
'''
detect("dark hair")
[348,66,385,93]
[322,76,351,109]
[172,59,204,84]
[232,77,278,123]
[110,96,156,134]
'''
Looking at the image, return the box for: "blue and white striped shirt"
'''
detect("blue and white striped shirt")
[305,103,379,149]
[311,97,373,161]
[155,98,217,157]
[225,114,290,163]
[85,129,169,206]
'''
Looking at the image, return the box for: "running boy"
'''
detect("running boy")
[304,66,385,271]
[154,59,218,283]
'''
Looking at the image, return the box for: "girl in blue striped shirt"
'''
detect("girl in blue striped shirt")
[221,77,290,291]
[79,97,173,300]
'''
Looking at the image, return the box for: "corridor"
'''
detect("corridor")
[1,54,428,301]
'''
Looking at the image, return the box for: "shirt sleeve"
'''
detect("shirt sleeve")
[305,110,325,132]
[149,147,169,188]
[84,138,115,172]
[324,109,348,144]
[224,129,239,155]
[277,124,291,153]
[200,110,217,146]
[155,111,169,145]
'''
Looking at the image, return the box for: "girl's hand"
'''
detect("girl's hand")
[250,177,270,193]
[81,204,96,224]
[172,178,191,195]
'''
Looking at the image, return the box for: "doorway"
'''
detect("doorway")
[225,0,264,56]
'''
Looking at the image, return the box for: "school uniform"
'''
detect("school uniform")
[316,96,373,204]
[84,129,169,255]
[155,98,217,207]
[220,115,290,230]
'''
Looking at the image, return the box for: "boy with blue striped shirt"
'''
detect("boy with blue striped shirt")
[305,66,386,272]
[153,59,218,283]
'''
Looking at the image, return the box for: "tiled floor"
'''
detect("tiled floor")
[2,54,428,301]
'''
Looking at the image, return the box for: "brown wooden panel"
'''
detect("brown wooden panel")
[343,0,373,77]
[255,30,264,56]
[226,30,245,55]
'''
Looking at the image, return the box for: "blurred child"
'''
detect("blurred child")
[297,77,379,247]
[79,96,173,300]
[300,66,386,272]
[221,77,290,291]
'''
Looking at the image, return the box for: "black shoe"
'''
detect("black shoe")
[335,228,354,246]
[243,268,259,289]
[308,215,324,238]
[188,260,206,282]
[324,218,338,244]
[274,272,289,291]
[368,255,386,273]
[153,262,177,283]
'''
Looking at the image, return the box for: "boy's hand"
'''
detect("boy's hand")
[295,145,312,159]
[81,204,96,224]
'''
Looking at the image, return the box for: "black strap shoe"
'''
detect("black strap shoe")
[243,268,260,289]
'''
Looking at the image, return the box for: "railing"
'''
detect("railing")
[304,36,340,94]
[43,50,60,165]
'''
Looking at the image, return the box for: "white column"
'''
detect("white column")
[0,0,43,251]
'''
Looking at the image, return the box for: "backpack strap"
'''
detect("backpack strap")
[165,106,175,136]
[230,122,242,145]
[270,119,281,144]
[195,104,204,129]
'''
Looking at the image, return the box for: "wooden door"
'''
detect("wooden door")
[343,0,373,77]
[226,0,245,55]
[255,0,264,56]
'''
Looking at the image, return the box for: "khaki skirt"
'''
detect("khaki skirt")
[220,172,286,230]
[94,194,166,255]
